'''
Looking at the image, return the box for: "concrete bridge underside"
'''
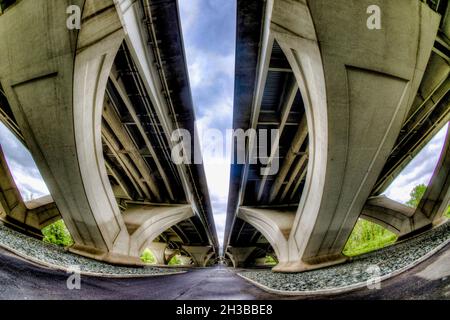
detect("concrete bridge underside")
[225,0,450,272]
[0,0,217,267]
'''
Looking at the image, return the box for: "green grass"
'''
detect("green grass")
[343,219,397,257]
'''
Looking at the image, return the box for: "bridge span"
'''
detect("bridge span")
[0,0,218,267]
[224,0,450,272]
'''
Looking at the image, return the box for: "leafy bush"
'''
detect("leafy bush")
[140,248,156,264]
[42,220,74,247]
[406,184,427,208]
[168,255,182,265]
[343,219,397,257]
[265,255,277,265]
[344,182,450,257]
[407,184,450,218]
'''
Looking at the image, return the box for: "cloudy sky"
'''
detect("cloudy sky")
[178,0,236,248]
[0,0,446,249]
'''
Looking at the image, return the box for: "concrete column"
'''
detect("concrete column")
[254,257,267,267]
[178,255,193,266]
[362,126,450,237]
[124,204,194,257]
[0,145,60,237]
[0,0,136,264]
[182,245,213,267]
[238,207,294,266]
[228,247,256,268]
[416,125,450,224]
[145,242,167,265]
[203,251,215,267]
[361,196,431,237]
[267,0,440,272]
[225,251,236,268]
[165,248,179,263]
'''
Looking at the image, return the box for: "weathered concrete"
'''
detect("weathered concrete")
[145,242,167,265]
[0,0,215,266]
[362,126,450,237]
[0,0,135,264]
[361,196,430,237]
[415,125,450,224]
[182,245,212,267]
[238,207,295,265]
[226,0,441,272]
[123,204,194,257]
[280,0,439,272]
[227,247,257,268]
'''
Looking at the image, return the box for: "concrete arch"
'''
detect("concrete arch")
[125,204,194,256]
[417,124,450,223]
[203,251,216,267]
[360,124,450,238]
[361,196,429,237]
[165,249,181,264]
[238,207,293,265]
[182,245,213,267]
[0,0,134,263]
[142,242,167,265]
[265,0,440,271]
[225,251,237,268]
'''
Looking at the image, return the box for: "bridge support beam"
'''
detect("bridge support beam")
[414,125,450,225]
[165,248,180,264]
[0,146,60,237]
[0,0,140,264]
[361,196,431,237]
[264,0,440,272]
[202,251,216,267]
[254,257,268,267]
[238,207,294,267]
[145,242,167,265]
[124,204,194,258]
[227,247,257,268]
[362,125,450,237]
[182,245,213,267]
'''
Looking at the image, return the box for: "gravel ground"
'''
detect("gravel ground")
[239,221,450,292]
[0,224,184,276]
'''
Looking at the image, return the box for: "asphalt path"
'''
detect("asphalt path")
[0,245,449,300]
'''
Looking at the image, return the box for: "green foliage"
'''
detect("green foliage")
[264,255,277,265]
[343,219,397,257]
[406,183,450,218]
[344,182,450,257]
[168,255,182,266]
[140,248,156,264]
[406,184,427,208]
[42,220,74,247]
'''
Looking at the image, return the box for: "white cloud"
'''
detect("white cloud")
[384,124,448,203]
[0,123,50,201]
[185,47,235,90]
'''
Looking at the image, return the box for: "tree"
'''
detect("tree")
[406,183,450,218]
[42,220,74,247]
[406,184,427,208]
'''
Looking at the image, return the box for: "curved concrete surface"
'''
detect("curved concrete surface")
[0,245,449,300]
